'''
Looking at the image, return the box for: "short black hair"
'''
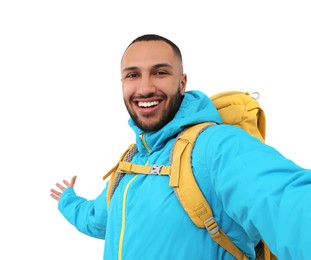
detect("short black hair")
[127,34,183,63]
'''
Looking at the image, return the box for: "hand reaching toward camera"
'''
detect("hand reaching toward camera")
[50,175,77,201]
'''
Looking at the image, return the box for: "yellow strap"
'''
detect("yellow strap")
[104,143,136,205]
[205,218,248,260]
[171,123,215,227]
[170,122,214,187]
[172,122,248,260]
[118,161,149,174]
[118,161,170,175]
[169,139,188,187]
[103,143,136,180]
[103,162,119,180]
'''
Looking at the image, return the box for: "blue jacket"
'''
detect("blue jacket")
[59,90,311,260]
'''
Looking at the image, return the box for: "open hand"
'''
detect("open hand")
[50,175,77,201]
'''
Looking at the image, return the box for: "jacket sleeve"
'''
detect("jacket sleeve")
[200,124,311,260]
[58,187,108,239]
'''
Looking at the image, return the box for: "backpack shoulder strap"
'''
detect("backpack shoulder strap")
[171,122,248,260]
[103,143,137,205]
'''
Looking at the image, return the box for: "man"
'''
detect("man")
[51,34,311,259]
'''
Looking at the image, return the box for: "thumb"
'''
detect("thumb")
[70,175,77,187]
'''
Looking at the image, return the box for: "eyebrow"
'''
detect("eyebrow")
[122,63,173,74]
[153,63,173,70]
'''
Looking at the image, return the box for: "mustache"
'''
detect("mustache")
[130,93,166,101]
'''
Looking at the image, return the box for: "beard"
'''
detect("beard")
[124,88,183,132]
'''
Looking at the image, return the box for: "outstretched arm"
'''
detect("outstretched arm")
[50,175,77,201]
[50,175,108,239]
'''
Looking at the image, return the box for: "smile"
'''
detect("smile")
[138,101,160,108]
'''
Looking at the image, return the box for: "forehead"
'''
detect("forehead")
[121,40,178,69]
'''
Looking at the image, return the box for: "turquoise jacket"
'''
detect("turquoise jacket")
[59,90,311,260]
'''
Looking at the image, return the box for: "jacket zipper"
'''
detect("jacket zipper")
[118,133,150,260]
[118,174,138,260]
[140,133,151,152]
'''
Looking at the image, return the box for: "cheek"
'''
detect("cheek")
[162,80,181,96]
[122,83,133,100]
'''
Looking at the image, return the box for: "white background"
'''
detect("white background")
[1,1,310,259]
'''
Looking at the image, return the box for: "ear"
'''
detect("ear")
[180,73,187,95]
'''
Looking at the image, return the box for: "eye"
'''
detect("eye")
[154,70,168,76]
[126,72,138,79]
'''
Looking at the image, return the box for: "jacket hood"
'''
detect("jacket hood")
[128,90,223,151]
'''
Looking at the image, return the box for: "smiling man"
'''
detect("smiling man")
[51,34,311,260]
[121,37,186,131]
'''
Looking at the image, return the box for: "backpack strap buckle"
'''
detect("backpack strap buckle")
[150,165,163,174]
[204,217,220,235]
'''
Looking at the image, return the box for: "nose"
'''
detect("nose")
[136,75,156,96]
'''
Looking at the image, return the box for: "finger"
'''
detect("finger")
[50,193,60,201]
[56,183,66,191]
[50,189,61,197]
[70,175,77,187]
[63,179,70,187]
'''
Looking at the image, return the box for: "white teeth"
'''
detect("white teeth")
[138,101,159,107]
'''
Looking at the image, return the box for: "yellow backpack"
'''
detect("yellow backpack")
[104,91,276,260]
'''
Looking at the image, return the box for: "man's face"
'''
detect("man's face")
[121,40,187,131]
